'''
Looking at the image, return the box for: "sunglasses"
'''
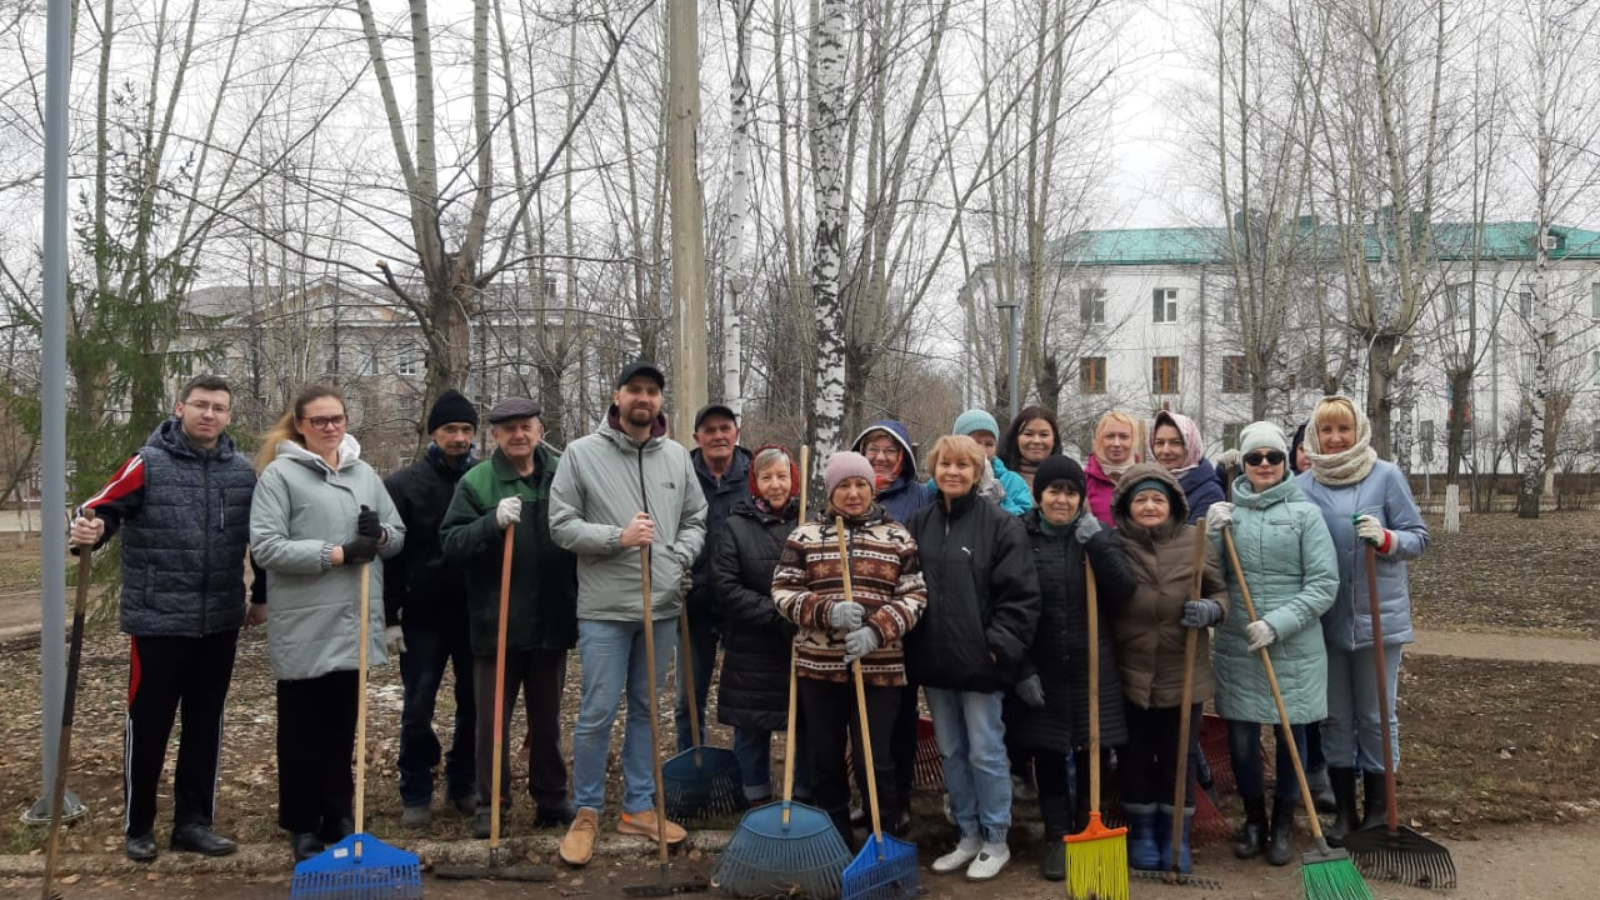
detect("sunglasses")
[1244,450,1286,467]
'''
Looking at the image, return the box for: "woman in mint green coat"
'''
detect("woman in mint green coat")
[1202,421,1337,867]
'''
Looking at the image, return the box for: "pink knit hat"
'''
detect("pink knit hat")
[824,451,876,497]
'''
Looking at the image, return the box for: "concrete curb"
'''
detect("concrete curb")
[0,831,736,878]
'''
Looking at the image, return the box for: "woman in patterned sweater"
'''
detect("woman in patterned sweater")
[771,451,928,844]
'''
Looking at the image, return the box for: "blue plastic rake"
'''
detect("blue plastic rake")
[290,565,423,900]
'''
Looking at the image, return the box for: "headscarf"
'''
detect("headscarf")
[1149,410,1205,476]
[1304,396,1378,486]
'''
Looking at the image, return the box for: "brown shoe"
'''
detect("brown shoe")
[558,807,600,866]
[617,809,687,845]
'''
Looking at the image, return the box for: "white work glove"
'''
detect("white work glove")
[1215,449,1241,471]
[385,625,407,655]
[69,515,105,549]
[843,626,880,664]
[495,496,522,530]
[1245,619,1276,652]
[1205,502,1234,533]
[828,601,865,631]
[1354,514,1391,553]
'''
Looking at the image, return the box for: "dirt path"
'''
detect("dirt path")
[3,819,1596,900]
[1409,629,1600,666]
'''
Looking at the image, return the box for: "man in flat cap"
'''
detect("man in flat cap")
[441,396,579,838]
[384,389,483,828]
[549,361,707,865]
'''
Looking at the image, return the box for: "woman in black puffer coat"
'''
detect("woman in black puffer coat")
[1007,454,1136,880]
[712,444,804,805]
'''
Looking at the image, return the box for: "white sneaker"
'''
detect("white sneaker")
[965,842,1011,881]
[931,836,982,874]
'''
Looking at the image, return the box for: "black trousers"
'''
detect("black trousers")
[474,649,569,812]
[277,670,359,834]
[799,678,902,841]
[123,631,238,838]
[1122,702,1201,808]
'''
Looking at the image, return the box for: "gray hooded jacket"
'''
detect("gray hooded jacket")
[550,408,708,622]
[250,434,405,681]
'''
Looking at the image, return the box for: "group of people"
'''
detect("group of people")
[68,365,1427,886]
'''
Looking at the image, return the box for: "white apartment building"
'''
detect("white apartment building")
[974,222,1600,475]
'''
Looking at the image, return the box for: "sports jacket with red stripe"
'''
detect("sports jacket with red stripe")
[78,419,256,637]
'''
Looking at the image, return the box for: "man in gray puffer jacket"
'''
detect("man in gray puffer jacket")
[69,376,256,863]
[549,361,707,866]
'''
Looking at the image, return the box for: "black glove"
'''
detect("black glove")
[342,535,380,564]
[357,504,381,539]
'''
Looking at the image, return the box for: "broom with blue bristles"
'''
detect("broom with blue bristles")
[1222,528,1371,900]
[1063,561,1127,900]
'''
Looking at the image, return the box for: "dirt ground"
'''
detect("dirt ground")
[1,510,1597,895]
[4,819,1598,899]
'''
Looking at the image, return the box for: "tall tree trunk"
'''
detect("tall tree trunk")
[809,0,850,464]
[721,0,753,415]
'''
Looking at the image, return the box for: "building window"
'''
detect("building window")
[1152,288,1179,324]
[1444,283,1466,321]
[319,343,339,375]
[1222,356,1248,394]
[1221,292,1237,325]
[1592,283,1600,319]
[357,345,380,376]
[1079,287,1106,324]
[1079,356,1107,395]
[1519,287,1534,320]
[1153,355,1180,394]
[1419,420,1435,463]
[397,344,420,376]
[1222,422,1244,450]
[542,275,559,301]
[1593,350,1600,386]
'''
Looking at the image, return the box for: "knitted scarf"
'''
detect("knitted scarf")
[1304,397,1378,486]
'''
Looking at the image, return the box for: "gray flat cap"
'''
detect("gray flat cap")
[486,397,541,423]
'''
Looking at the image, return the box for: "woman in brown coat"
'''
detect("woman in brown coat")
[1110,463,1227,874]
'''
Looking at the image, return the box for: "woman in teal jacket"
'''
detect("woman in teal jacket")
[1204,421,1336,866]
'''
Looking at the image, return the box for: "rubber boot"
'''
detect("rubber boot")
[1124,802,1160,871]
[1361,773,1388,831]
[1324,767,1359,847]
[1266,795,1296,866]
[1231,795,1268,860]
[1306,767,1337,814]
[1038,795,1070,882]
[1156,805,1193,874]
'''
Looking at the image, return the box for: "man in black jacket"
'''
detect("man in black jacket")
[68,375,256,862]
[385,389,481,828]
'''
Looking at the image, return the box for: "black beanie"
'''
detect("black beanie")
[1032,454,1086,502]
[426,389,479,433]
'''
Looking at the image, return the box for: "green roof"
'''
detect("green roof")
[1044,221,1600,267]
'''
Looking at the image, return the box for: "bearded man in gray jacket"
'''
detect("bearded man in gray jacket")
[549,361,708,866]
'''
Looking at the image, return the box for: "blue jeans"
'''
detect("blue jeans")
[1324,644,1403,773]
[1225,719,1306,801]
[925,688,1010,843]
[397,622,476,807]
[732,726,812,801]
[572,618,678,814]
[674,618,718,751]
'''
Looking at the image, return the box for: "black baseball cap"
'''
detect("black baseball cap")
[616,360,666,389]
[693,404,738,430]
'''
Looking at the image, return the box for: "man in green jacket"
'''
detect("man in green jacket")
[440,397,578,839]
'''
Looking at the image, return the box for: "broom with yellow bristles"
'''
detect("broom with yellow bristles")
[1063,561,1128,900]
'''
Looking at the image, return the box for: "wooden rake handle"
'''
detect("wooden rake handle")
[1085,559,1102,814]
[490,523,515,856]
[781,446,810,827]
[836,518,885,852]
[1366,544,1401,833]
[640,546,671,866]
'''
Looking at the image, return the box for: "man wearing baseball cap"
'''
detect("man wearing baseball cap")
[440,396,579,838]
[549,361,708,865]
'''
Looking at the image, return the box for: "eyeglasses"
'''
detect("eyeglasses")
[864,444,902,459]
[301,414,347,430]
[1243,450,1286,467]
[184,401,230,415]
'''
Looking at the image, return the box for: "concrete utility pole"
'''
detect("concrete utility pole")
[29,0,83,825]
[667,0,707,442]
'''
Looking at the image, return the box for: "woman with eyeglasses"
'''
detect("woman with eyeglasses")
[250,384,405,863]
[1202,422,1337,865]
